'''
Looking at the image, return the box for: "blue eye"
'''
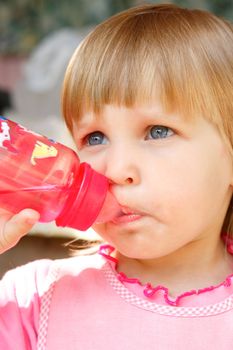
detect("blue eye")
[86,131,106,146]
[148,126,174,139]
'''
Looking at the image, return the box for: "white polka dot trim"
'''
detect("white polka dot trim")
[102,261,233,317]
[37,263,59,350]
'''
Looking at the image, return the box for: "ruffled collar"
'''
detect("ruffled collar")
[99,236,233,307]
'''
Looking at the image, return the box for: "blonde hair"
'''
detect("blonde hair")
[62,4,233,236]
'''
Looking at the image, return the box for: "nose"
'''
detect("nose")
[104,145,141,186]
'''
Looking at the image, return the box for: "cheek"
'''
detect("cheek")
[166,154,230,229]
[77,150,106,174]
[144,149,222,215]
[144,151,191,199]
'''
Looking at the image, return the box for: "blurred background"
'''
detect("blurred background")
[0,0,232,276]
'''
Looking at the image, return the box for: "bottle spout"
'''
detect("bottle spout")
[95,191,121,224]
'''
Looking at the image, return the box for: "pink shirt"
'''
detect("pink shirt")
[0,246,233,349]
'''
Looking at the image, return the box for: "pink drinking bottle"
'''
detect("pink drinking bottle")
[0,116,120,230]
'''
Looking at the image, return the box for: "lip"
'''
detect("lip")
[111,206,145,225]
[111,213,142,225]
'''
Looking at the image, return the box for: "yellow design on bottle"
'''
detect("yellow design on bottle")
[31,140,58,165]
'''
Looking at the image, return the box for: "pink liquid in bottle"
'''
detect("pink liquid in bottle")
[0,116,120,230]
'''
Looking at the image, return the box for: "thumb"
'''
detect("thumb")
[0,209,40,253]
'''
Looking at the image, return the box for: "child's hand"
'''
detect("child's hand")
[0,208,40,254]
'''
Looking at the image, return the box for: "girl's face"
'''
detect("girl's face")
[73,104,233,260]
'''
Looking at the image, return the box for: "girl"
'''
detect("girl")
[0,3,233,349]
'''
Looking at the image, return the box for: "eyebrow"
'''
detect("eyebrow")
[75,116,101,133]
[76,120,89,130]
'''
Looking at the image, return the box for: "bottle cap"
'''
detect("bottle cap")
[56,163,108,230]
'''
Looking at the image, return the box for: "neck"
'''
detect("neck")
[116,237,233,297]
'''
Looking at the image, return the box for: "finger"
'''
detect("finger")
[0,209,40,253]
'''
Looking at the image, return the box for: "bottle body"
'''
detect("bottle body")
[0,116,81,221]
[0,116,118,230]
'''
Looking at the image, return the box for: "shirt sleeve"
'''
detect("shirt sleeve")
[0,259,52,350]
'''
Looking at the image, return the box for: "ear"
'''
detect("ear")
[230,158,233,187]
[231,177,233,188]
[231,165,233,187]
